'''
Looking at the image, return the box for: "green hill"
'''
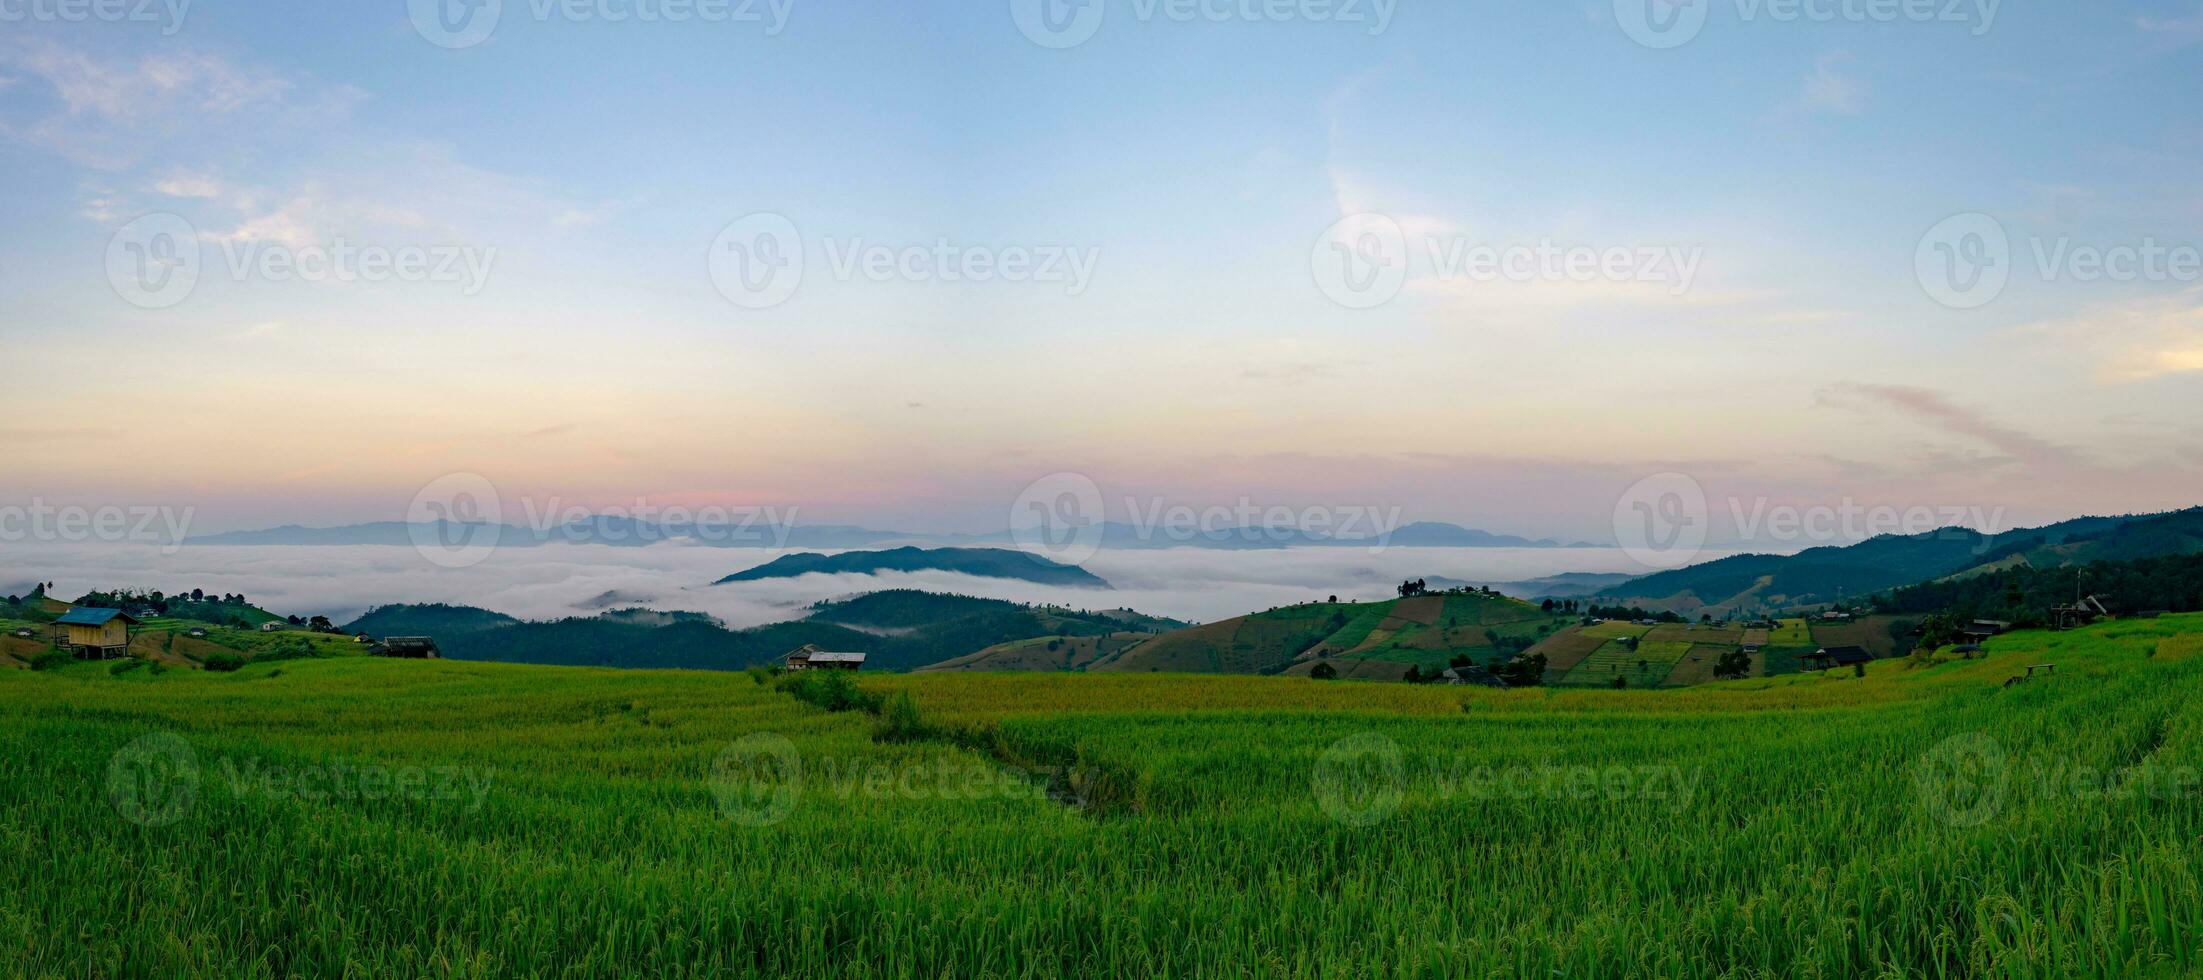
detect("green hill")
[1601,510,2195,616]
[715,547,1110,588]
[344,603,522,637]
[1086,591,1568,678]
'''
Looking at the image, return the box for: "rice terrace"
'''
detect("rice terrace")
[6,1,2203,977]
[5,605,2203,976]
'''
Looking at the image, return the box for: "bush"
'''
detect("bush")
[253,637,320,663]
[776,669,879,714]
[29,652,71,672]
[203,653,246,673]
[1310,661,1338,680]
[109,658,147,676]
[873,691,932,743]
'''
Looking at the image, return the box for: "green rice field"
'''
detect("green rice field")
[5,616,2203,977]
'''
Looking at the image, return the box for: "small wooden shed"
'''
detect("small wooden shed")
[50,608,139,659]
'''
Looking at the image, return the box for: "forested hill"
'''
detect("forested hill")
[714,548,1110,588]
[1600,509,2200,615]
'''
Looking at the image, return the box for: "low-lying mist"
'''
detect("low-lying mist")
[3,541,1695,630]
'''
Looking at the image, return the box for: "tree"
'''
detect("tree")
[1402,665,1422,684]
[1713,649,1753,680]
[1494,653,1548,688]
[1541,599,1556,612]
[1310,662,1338,681]
[1611,675,1628,689]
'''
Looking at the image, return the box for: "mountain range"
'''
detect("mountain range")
[190,519,1588,550]
[1596,507,2203,616]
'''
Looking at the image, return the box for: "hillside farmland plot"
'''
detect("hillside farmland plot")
[7,617,2203,977]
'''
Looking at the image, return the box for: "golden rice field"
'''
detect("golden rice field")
[5,615,2203,977]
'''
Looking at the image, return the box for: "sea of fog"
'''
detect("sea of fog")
[0,543,1730,629]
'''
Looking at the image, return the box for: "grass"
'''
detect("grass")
[3,616,2202,976]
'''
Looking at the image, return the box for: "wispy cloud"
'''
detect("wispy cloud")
[1817,383,2083,470]
[2018,288,2203,382]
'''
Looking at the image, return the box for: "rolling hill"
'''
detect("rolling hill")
[1597,510,2200,616]
[715,547,1110,588]
[1076,591,1571,679]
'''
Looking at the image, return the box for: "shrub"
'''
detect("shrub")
[1310,662,1339,681]
[29,652,71,672]
[109,658,147,676]
[873,692,932,743]
[777,670,879,714]
[203,653,246,673]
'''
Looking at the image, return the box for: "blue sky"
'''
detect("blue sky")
[2,0,2200,540]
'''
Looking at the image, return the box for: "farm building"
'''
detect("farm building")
[1440,665,1509,688]
[1803,646,1873,671]
[49,608,139,659]
[784,645,866,671]
[259,622,288,633]
[12,627,35,639]
[186,627,208,638]
[2052,595,2110,631]
[375,637,441,659]
[1960,619,2013,642]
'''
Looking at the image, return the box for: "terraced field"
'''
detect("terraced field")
[6,615,2203,976]
[1557,639,1694,687]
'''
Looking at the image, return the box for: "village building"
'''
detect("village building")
[784,645,867,671]
[1802,646,1873,671]
[375,637,441,659]
[2052,595,2110,631]
[1440,665,1509,688]
[49,608,139,659]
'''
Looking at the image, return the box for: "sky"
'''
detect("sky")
[3,0,2201,546]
